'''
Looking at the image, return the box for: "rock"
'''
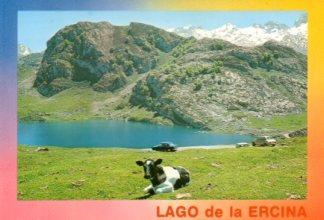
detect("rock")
[71,179,86,187]
[266,163,279,170]
[236,142,250,148]
[36,147,49,152]
[286,193,302,200]
[201,183,215,190]
[175,193,192,199]
[93,72,127,92]
[289,128,307,137]
[193,156,206,160]
[40,185,48,190]
[211,162,222,168]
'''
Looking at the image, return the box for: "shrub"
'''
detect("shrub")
[115,101,128,110]
[237,101,249,108]
[262,53,272,62]
[210,43,224,50]
[194,81,202,91]
[249,59,258,68]
[210,61,222,73]
[116,54,125,65]
[123,60,134,75]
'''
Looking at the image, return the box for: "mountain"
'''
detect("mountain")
[168,16,307,54]
[33,21,183,97]
[18,52,43,70]
[130,39,306,131]
[294,14,307,26]
[19,21,307,134]
[18,44,32,57]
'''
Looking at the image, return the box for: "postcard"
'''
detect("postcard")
[0,0,323,219]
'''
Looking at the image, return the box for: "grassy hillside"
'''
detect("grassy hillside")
[248,113,307,133]
[18,137,306,200]
[18,67,172,124]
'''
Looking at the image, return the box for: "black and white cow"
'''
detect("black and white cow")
[136,158,190,194]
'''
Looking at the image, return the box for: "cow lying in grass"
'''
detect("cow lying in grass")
[136,158,190,194]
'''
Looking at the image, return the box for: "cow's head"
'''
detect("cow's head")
[136,159,163,179]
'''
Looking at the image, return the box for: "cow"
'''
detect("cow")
[136,158,190,194]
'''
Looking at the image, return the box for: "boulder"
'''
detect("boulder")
[36,147,49,152]
[289,128,307,137]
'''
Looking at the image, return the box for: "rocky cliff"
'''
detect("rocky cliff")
[33,22,183,96]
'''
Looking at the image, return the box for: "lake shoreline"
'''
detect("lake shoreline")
[142,145,237,151]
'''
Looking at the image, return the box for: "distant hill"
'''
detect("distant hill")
[18,21,307,134]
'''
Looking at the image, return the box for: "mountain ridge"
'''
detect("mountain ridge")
[167,16,307,54]
[18,21,307,134]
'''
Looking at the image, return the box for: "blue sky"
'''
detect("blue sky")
[18,11,305,52]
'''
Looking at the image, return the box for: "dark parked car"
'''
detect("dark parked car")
[152,142,177,152]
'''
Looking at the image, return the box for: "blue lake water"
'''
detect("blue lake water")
[18,120,253,148]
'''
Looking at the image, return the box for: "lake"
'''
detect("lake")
[18,120,253,148]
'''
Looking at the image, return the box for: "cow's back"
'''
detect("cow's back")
[173,166,190,189]
[162,166,180,186]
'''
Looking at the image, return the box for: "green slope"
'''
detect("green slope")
[18,137,306,200]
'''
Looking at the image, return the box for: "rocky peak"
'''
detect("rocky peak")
[33,21,184,97]
[294,14,307,26]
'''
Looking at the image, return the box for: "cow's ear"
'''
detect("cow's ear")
[136,160,144,166]
[155,158,163,165]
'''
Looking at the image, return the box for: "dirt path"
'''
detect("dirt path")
[18,71,37,92]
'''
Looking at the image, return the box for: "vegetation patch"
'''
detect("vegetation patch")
[249,113,307,132]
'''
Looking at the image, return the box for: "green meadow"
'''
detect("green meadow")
[18,137,306,200]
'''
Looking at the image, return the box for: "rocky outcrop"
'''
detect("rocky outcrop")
[130,39,307,130]
[33,22,183,97]
[93,72,127,92]
[289,128,307,137]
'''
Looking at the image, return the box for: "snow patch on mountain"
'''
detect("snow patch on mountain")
[18,44,31,57]
[168,16,307,54]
